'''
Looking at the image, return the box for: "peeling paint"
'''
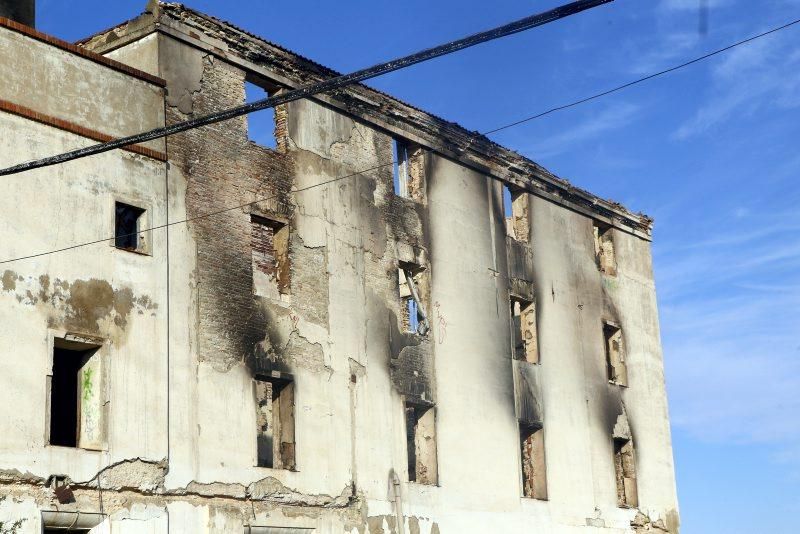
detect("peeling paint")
[0,3,677,530]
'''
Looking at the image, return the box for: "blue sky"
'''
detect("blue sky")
[38,0,800,532]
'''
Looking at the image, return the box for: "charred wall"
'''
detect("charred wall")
[163,48,294,374]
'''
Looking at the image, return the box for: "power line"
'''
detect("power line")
[0,163,392,265]
[2,14,798,266]
[0,0,611,177]
[482,16,800,135]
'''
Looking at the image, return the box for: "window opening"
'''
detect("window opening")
[593,221,616,275]
[49,339,104,449]
[614,438,638,508]
[252,215,290,298]
[114,202,146,252]
[405,297,419,334]
[393,138,409,197]
[255,375,295,470]
[604,323,628,386]
[392,138,425,201]
[404,401,437,485]
[503,185,530,242]
[511,297,538,364]
[520,423,547,500]
[245,81,277,149]
[398,265,429,335]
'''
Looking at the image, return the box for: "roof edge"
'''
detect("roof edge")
[78,2,653,237]
[0,16,165,87]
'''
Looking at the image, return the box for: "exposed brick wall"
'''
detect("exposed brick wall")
[166,52,294,372]
[166,36,437,408]
[251,220,276,278]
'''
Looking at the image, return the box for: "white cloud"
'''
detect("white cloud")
[657,209,800,462]
[629,32,700,74]
[664,305,800,444]
[674,32,800,138]
[525,103,641,158]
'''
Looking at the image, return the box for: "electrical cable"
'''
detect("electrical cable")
[0,163,392,265]
[0,0,611,177]
[481,16,800,135]
[1,15,798,265]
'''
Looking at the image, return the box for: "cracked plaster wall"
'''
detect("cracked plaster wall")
[0,15,677,533]
[0,24,170,533]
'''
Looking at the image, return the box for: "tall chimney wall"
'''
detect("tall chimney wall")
[0,0,35,28]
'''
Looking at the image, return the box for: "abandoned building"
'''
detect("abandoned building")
[0,1,679,532]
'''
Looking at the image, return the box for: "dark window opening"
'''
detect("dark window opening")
[404,401,437,485]
[255,375,295,470]
[520,423,547,500]
[49,343,98,448]
[114,202,145,252]
[245,81,277,149]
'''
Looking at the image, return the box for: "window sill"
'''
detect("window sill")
[113,245,152,257]
[45,444,106,453]
[253,465,299,474]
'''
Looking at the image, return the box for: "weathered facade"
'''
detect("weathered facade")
[0,2,679,532]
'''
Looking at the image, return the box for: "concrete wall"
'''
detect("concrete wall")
[0,25,164,153]
[0,23,169,534]
[529,195,679,532]
[0,14,678,534]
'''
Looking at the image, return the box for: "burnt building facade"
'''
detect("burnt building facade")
[0,2,679,532]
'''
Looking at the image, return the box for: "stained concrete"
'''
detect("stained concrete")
[0,3,678,532]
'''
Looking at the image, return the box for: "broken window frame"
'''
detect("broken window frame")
[404,400,438,485]
[510,296,538,364]
[519,423,547,500]
[251,214,291,298]
[113,200,149,255]
[398,264,429,336]
[613,437,638,508]
[603,322,628,387]
[593,220,616,275]
[254,373,296,471]
[46,334,107,451]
